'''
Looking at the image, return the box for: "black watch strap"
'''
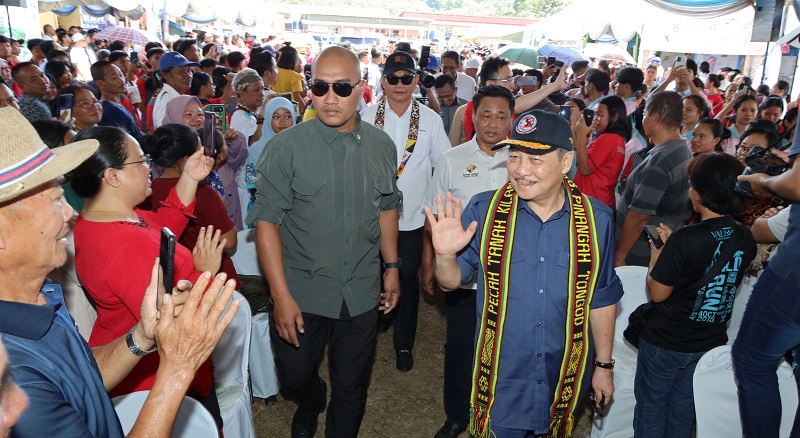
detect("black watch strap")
[383,259,402,269]
[594,359,615,370]
[126,326,157,357]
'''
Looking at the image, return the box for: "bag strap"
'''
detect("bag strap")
[683,221,746,295]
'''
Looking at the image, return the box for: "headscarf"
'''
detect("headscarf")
[162,95,203,125]
[245,97,296,192]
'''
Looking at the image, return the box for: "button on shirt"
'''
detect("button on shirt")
[362,100,451,231]
[0,283,124,438]
[424,138,508,288]
[457,190,623,431]
[246,116,401,319]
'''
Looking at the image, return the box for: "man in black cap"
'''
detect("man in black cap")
[361,51,450,372]
[427,109,621,438]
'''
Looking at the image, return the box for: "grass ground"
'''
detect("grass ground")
[253,293,594,437]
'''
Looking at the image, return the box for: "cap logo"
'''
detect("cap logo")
[395,55,407,63]
[516,114,538,134]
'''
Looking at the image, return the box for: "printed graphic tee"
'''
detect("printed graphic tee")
[643,216,756,353]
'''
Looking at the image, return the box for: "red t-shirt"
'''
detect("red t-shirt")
[574,132,626,208]
[140,178,239,284]
[75,189,213,397]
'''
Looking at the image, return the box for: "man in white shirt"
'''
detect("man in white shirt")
[423,85,514,438]
[440,50,476,102]
[361,51,451,372]
[367,49,383,97]
[68,34,96,82]
[152,51,199,128]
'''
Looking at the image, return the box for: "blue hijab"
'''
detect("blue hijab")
[245,97,296,190]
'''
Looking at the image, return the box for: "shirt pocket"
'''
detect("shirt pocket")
[291,177,332,229]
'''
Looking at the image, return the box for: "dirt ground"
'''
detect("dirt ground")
[253,293,594,437]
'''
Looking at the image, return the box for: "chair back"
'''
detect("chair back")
[113,390,219,437]
[613,265,649,359]
[693,344,799,437]
[213,290,252,393]
[230,229,263,276]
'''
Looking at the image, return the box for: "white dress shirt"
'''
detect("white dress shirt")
[361,99,451,231]
[455,71,477,102]
[424,138,508,288]
[152,83,181,128]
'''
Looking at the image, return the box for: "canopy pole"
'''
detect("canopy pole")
[6,6,11,39]
[161,0,167,43]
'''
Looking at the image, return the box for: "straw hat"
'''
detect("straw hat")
[0,108,98,204]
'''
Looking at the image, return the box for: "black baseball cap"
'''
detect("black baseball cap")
[720,67,732,72]
[384,51,416,77]
[492,110,573,154]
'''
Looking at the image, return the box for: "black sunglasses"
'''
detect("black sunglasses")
[310,80,357,97]
[385,74,415,86]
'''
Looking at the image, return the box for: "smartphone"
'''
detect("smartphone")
[644,225,664,249]
[129,51,138,63]
[547,56,556,66]
[583,108,595,126]
[57,93,72,122]
[159,227,176,294]
[279,92,292,102]
[515,76,537,87]
[204,104,227,132]
[216,45,224,53]
[675,55,686,67]
[202,112,217,157]
[737,84,751,95]
[537,55,547,65]
[559,105,571,121]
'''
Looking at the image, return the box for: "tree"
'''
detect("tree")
[513,0,570,18]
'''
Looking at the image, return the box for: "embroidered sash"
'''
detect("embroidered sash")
[469,177,600,438]
[374,99,419,179]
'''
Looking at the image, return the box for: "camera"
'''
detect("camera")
[416,45,436,89]
[735,146,789,197]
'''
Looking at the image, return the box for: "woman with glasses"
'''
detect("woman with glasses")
[57,84,102,132]
[70,125,226,430]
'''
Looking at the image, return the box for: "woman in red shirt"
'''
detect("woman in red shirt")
[571,95,631,208]
[138,123,239,284]
[70,126,226,426]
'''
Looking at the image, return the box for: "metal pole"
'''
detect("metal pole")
[6,6,11,39]
[161,0,167,43]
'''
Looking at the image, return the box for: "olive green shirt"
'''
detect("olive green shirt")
[246,115,401,319]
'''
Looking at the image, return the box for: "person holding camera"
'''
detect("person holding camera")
[633,152,756,437]
[733,122,800,437]
[361,51,451,372]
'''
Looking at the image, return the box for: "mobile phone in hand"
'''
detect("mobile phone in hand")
[160,227,176,294]
[559,105,571,121]
[515,76,537,87]
[644,225,664,249]
[583,109,595,127]
[547,56,556,66]
[57,93,73,122]
[202,112,216,157]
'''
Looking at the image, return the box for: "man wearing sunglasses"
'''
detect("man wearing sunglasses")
[361,51,451,373]
[246,46,401,438]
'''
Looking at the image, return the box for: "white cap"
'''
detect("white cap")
[72,33,86,41]
[465,58,481,69]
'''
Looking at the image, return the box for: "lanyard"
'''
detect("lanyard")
[374,99,420,179]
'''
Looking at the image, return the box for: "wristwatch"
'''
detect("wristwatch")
[126,326,157,357]
[594,359,615,370]
[382,259,402,269]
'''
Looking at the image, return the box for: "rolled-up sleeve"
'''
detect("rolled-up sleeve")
[245,139,293,225]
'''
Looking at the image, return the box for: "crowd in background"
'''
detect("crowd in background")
[0,21,799,438]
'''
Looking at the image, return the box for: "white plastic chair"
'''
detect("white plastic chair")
[112,390,219,437]
[230,228,280,399]
[693,344,798,437]
[213,290,256,438]
[726,272,758,344]
[592,265,649,438]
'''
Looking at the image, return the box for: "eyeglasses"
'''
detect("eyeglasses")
[385,75,415,86]
[492,76,516,83]
[75,100,101,109]
[310,80,358,97]
[120,154,151,169]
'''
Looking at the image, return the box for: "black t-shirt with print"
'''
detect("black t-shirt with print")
[642,216,756,353]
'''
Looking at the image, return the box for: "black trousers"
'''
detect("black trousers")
[393,227,424,352]
[443,288,477,426]
[270,309,377,438]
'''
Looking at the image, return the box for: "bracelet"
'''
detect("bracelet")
[382,259,402,269]
[594,359,615,370]
[126,326,157,357]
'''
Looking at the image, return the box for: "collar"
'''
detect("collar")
[21,92,47,102]
[623,96,637,103]
[162,83,179,95]
[0,281,62,340]
[649,138,688,155]
[313,113,364,145]
[515,186,571,220]
[386,99,414,117]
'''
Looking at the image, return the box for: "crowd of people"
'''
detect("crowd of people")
[0,21,799,438]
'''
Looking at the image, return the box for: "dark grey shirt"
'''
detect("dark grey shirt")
[616,138,693,266]
[439,96,468,135]
[245,115,401,318]
[18,93,52,122]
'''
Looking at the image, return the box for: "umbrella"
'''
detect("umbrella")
[93,26,159,46]
[497,45,539,68]
[536,44,588,66]
[582,43,635,64]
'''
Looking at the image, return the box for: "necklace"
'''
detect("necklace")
[237,104,264,124]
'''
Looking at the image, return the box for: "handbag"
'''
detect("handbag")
[623,224,746,348]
